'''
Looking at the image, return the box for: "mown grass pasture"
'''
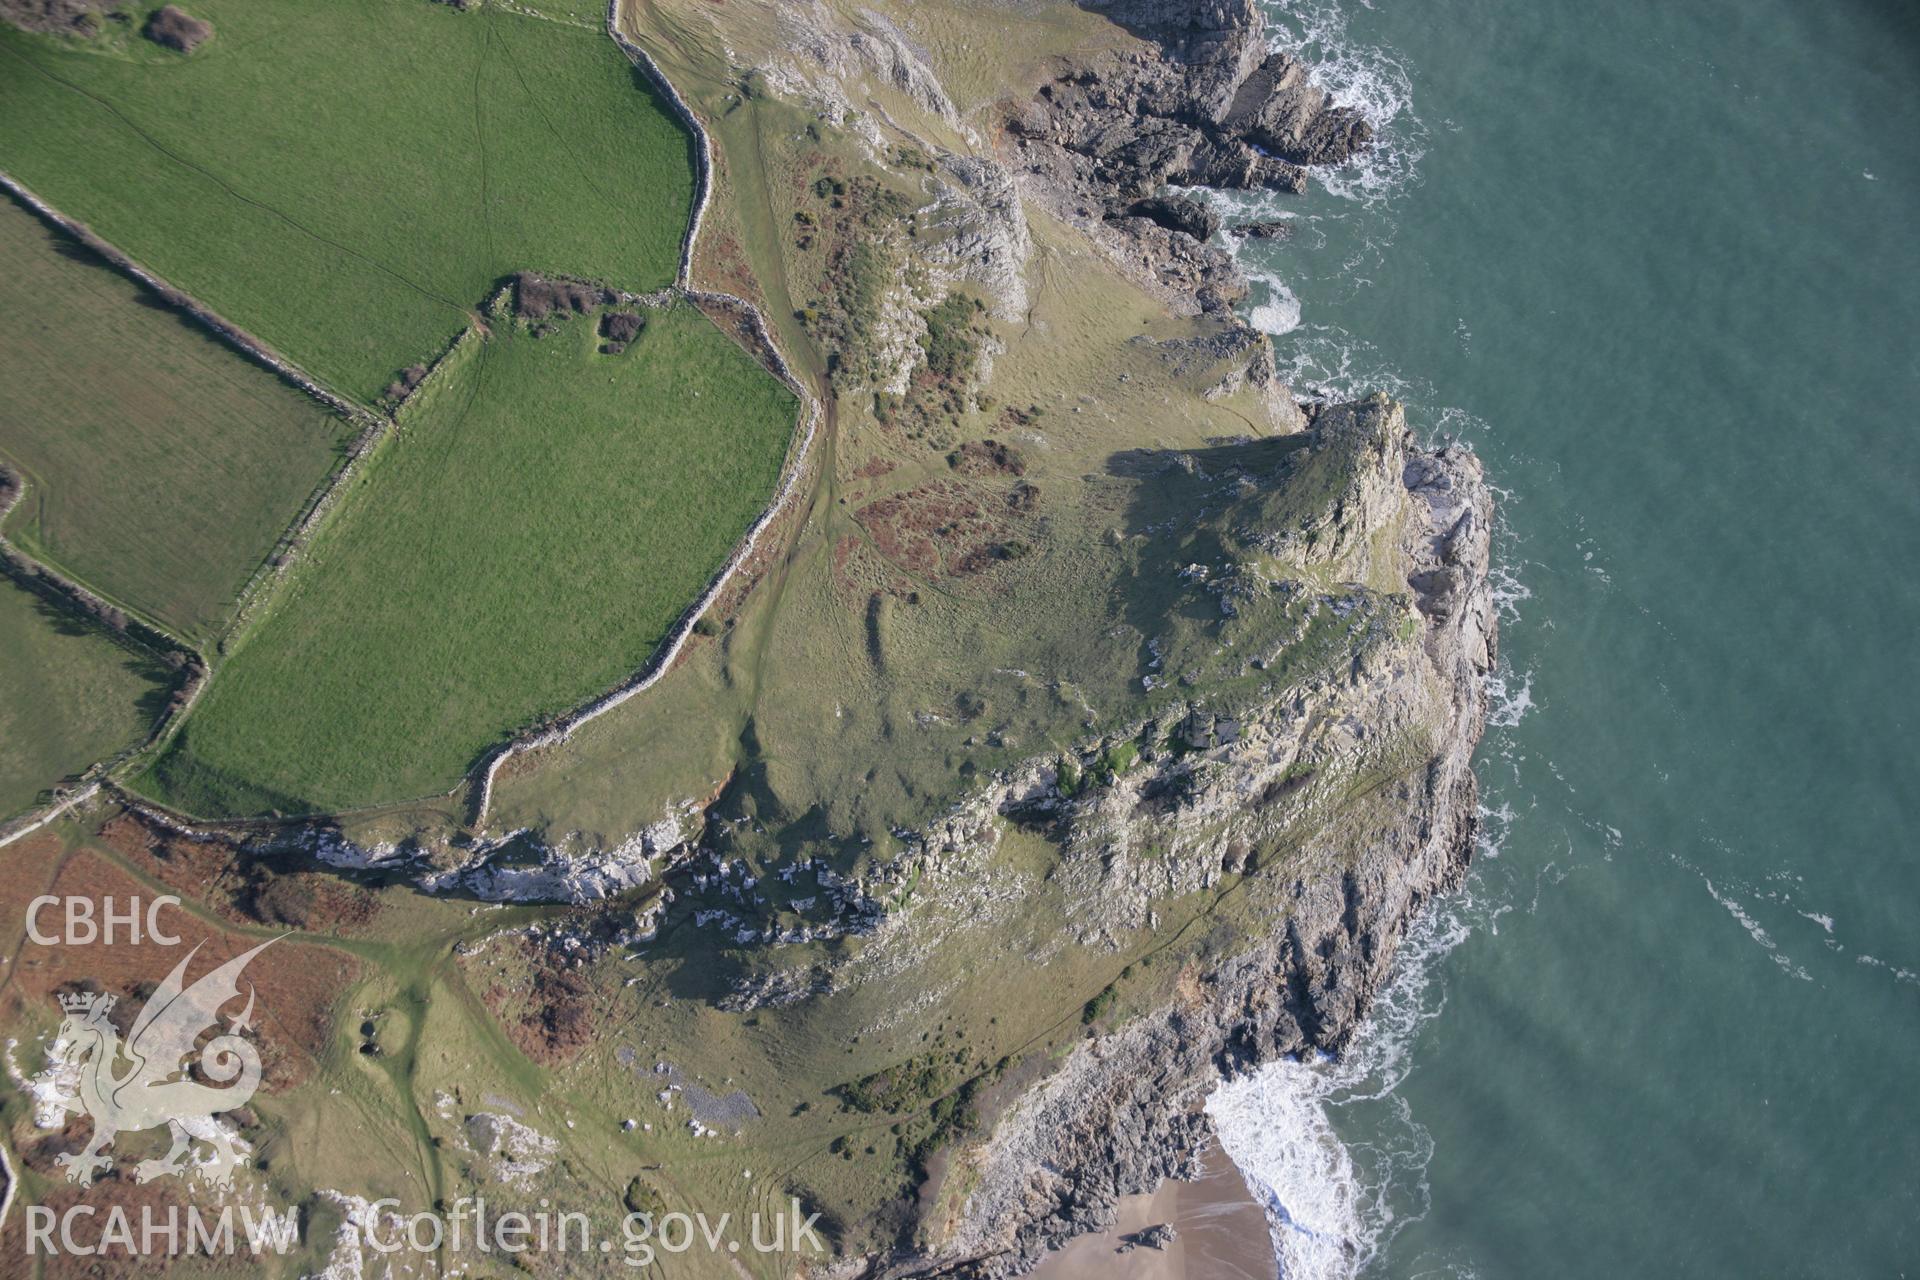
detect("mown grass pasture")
[137,302,796,819]
[0,577,168,821]
[0,196,352,645]
[0,0,694,401]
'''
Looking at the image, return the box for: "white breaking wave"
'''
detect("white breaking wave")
[1267,325,1407,405]
[1702,878,1814,982]
[1206,1055,1372,1279]
[1204,379,1536,1274]
[1208,611,1535,1278]
[1249,269,1305,335]
[1858,953,1920,987]
[1263,0,1427,204]
[1484,669,1533,729]
[1208,766,1543,1277]
[1206,883,1482,1278]
[1202,13,1536,1276]
[1203,0,1429,341]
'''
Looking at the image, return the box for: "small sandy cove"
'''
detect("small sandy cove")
[1029,1142,1276,1280]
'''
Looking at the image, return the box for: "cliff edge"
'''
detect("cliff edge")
[897,407,1493,1276]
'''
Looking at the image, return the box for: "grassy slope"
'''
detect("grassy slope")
[0,0,692,401]
[471,8,1416,1245]
[492,189,1308,848]
[0,578,167,820]
[0,197,351,645]
[490,2,1245,848]
[0,2,1422,1268]
[137,302,795,818]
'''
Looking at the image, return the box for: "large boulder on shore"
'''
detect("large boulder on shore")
[1127,196,1221,242]
[1220,51,1375,166]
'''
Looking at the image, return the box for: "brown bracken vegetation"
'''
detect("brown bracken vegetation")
[599,310,644,353]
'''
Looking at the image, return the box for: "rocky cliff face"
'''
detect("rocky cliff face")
[836,7,1489,1273]
[504,0,1476,1265]
[91,8,1493,1274]
[854,397,1494,1278]
[1078,0,1370,166]
[1007,0,1373,310]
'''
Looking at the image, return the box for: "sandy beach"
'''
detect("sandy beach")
[1028,1143,1276,1280]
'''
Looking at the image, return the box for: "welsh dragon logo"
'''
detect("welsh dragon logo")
[50,939,273,1189]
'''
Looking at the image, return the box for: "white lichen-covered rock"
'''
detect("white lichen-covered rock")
[7,1033,82,1129]
[462,1112,558,1188]
[926,155,1035,320]
[766,2,966,144]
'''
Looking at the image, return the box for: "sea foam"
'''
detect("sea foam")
[1249,270,1305,335]
[1205,732,1537,1277]
[1201,13,1529,1275]
[1203,389,1535,1277]
[1205,884,1478,1278]
[1264,0,1427,205]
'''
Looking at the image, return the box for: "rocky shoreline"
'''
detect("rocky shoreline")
[1006,0,1371,311]
[108,13,1493,1276]
[4,6,1496,1275]
[861,5,1497,1276]
[889,425,1493,1278]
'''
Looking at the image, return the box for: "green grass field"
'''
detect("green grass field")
[136,301,796,818]
[0,577,168,821]
[0,197,352,645]
[0,0,693,402]
[489,177,1330,851]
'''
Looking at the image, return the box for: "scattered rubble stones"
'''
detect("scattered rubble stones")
[513,272,610,321]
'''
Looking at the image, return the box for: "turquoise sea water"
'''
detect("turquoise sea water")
[1205,0,1920,1275]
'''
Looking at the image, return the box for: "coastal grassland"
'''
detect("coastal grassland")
[135,301,796,819]
[849,0,1128,112]
[637,18,838,384]
[487,206,1318,848]
[438,756,1423,1267]
[510,0,608,22]
[1,662,1436,1279]
[0,578,168,820]
[0,0,693,401]
[0,196,352,645]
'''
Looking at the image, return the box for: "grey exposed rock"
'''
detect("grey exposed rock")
[1234,220,1293,241]
[1185,139,1308,195]
[1083,0,1270,122]
[870,410,1495,1279]
[1014,10,1368,193]
[929,154,1035,320]
[768,2,963,132]
[847,12,962,127]
[633,1059,762,1131]
[1219,51,1374,166]
[1117,1223,1177,1253]
[1127,196,1221,243]
[462,1113,557,1188]
[1005,0,1362,316]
